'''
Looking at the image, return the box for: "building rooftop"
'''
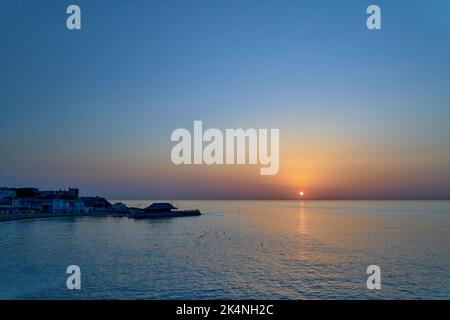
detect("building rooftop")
[146,203,178,210]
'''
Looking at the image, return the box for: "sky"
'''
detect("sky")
[1,0,450,199]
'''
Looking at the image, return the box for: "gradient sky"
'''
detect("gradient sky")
[1,0,450,199]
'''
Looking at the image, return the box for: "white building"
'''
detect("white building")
[0,188,16,199]
[52,199,87,213]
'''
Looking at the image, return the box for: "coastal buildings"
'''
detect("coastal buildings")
[79,196,112,211]
[0,187,112,214]
[0,187,201,219]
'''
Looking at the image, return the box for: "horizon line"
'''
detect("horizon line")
[107,198,450,201]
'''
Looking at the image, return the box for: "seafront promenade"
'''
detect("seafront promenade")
[0,211,129,223]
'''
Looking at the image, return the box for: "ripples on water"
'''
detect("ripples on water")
[0,200,449,299]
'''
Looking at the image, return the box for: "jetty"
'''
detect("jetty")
[129,203,201,219]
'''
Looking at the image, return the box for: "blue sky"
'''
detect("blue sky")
[1,0,450,199]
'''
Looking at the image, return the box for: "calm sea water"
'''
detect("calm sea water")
[0,200,449,299]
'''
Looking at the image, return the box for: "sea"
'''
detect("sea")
[0,200,449,299]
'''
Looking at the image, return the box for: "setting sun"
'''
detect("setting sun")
[299,191,304,197]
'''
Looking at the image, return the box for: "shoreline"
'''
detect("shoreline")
[0,212,129,223]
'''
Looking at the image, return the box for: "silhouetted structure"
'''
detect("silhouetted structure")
[145,202,177,212]
[131,202,200,219]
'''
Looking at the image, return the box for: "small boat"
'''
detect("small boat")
[129,203,201,219]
